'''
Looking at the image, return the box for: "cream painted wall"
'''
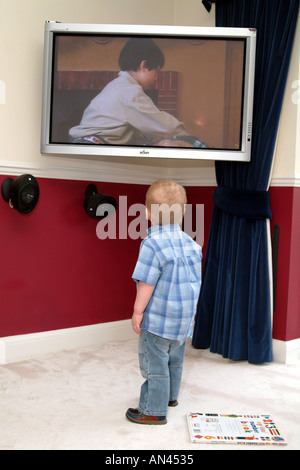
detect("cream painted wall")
[0,0,216,185]
[271,11,300,187]
[0,0,298,187]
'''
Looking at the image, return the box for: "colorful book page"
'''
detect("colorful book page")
[187,413,287,446]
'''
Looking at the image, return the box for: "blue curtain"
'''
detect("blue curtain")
[193,0,299,363]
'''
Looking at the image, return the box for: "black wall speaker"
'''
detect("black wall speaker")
[84,184,117,219]
[1,174,40,214]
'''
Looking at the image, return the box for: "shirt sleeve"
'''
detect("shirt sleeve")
[125,87,189,139]
[132,239,162,287]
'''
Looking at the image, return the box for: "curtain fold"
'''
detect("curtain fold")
[194,0,299,363]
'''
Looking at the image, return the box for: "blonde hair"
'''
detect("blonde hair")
[145,180,187,225]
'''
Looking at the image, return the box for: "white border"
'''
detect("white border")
[273,338,300,364]
[0,159,217,186]
[0,320,136,364]
[0,321,299,364]
[1,160,299,187]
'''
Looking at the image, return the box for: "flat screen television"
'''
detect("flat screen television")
[41,21,256,162]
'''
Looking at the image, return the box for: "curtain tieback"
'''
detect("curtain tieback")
[213,186,272,220]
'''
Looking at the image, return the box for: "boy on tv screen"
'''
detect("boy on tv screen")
[69,38,196,147]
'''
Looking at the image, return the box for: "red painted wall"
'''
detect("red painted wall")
[0,178,139,336]
[270,186,300,342]
[0,176,214,337]
[1,175,298,343]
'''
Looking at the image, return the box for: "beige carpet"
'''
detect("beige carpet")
[0,338,299,450]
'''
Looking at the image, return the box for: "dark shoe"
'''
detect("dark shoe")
[126,408,167,425]
[168,400,178,407]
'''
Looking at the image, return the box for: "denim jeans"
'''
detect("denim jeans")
[138,330,186,416]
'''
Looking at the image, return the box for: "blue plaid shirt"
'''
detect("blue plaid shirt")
[132,224,202,341]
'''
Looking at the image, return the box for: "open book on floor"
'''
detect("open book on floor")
[187,413,287,446]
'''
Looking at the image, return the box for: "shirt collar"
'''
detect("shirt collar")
[118,71,139,86]
[147,224,182,235]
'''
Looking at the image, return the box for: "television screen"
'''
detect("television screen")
[41,22,256,161]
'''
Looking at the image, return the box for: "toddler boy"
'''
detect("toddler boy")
[126,180,202,425]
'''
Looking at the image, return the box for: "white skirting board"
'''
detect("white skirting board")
[0,320,136,365]
[0,321,299,364]
[272,338,300,364]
